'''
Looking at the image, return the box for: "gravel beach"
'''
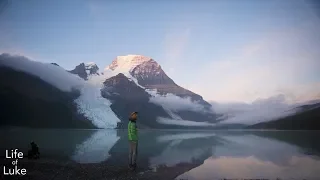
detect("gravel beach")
[0,158,196,180]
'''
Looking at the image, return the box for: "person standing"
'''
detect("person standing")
[128,112,138,170]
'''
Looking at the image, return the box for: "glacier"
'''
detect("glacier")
[74,81,120,128]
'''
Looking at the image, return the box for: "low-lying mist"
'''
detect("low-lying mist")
[211,94,300,125]
[147,89,208,112]
[0,53,84,92]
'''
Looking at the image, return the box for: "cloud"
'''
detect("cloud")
[147,90,207,112]
[0,53,84,92]
[190,20,320,104]
[0,48,40,62]
[146,90,218,126]
[211,94,299,125]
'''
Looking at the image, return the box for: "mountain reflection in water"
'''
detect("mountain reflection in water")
[1,128,320,180]
[177,155,320,180]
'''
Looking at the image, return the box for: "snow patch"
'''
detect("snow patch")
[105,54,152,72]
[85,62,97,68]
[87,69,114,86]
[105,68,146,89]
[103,55,151,89]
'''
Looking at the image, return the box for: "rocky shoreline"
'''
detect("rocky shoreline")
[0,158,196,180]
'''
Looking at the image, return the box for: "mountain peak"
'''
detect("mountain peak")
[85,62,99,75]
[85,62,97,68]
[105,54,153,72]
[69,62,99,80]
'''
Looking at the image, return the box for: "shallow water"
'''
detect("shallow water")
[1,128,320,180]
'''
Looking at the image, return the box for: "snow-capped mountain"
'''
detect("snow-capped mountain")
[97,55,218,128]
[105,55,211,107]
[65,54,219,128]
[69,62,99,80]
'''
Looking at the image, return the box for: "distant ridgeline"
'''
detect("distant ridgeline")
[248,103,320,130]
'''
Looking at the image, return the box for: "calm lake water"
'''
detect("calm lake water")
[1,128,320,180]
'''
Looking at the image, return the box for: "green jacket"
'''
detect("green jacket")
[128,120,138,142]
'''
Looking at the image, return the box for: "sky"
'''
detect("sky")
[0,0,320,103]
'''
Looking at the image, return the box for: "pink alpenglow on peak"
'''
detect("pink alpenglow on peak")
[106,55,153,72]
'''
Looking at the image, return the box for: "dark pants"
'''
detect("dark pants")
[128,141,138,166]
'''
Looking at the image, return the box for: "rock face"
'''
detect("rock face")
[51,63,60,67]
[0,66,95,129]
[69,62,99,80]
[131,59,211,107]
[69,63,88,80]
[85,62,99,75]
[101,73,172,129]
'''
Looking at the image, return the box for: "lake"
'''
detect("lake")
[1,128,320,180]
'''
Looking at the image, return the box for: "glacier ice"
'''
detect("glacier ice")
[74,82,120,129]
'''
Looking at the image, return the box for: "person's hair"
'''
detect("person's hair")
[129,112,138,120]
